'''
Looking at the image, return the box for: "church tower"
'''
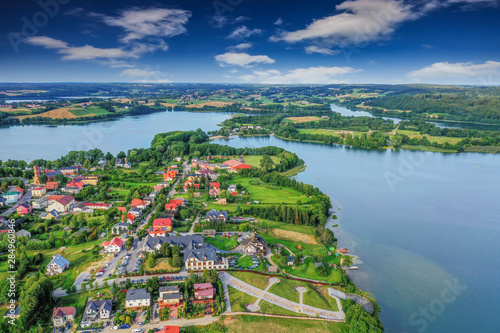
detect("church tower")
[33,165,41,184]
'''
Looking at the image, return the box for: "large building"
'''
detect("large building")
[47,195,75,213]
[142,235,205,253]
[184,247,228,271]
[223,160,251,171]
[158,285,183,308]
[46,254,70,276]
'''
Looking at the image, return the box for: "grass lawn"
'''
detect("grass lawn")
[397,130,463,145]
[272,255,343,284]
[227,271,270,290]
[228,285,257,312]
[401,145,458,153]
[236,255,254,268]
[283,116,324,123]
[204,235,238,251]
[149,258,180,273]
[268,278,300,303]
[222,314,344,333]
[257,300,307,317]
[236,155,280,169]
[263,220,315,235]
[259,232,326,256]
[232,176,309,205]
[464,146,500,153]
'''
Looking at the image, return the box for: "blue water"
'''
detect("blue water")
[1,109,499,332]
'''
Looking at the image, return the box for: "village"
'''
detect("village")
[0,138,367,333]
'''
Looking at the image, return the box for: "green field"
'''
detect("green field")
[223,314,344,332]
[58,288,114,322]
[268,278,300,303]
[68,105,111,117]
[228,285,257,312]
[263,220,315,235]
[228,155,280,169]
[236,255,254,268]
[204,235,238,251]
[228,271,270,290]
[232,176,309,205]
[397,130,463,144]
[464,146,500,153]
[401,145,458,153]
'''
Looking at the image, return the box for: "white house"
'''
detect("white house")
[102,237,124,253]
[125,289,151,309]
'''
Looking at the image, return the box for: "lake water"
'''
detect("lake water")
[1,109,499,332]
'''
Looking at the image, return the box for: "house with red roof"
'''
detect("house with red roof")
[127,212,136,224]
[209,188,221,197]
[52,306,76,327]
[163,170,178,181]
[102,237,123,253]
[15,187,24,194]
[153,218,172,230]
[210,182,220,189]
[16,202,33,215]
[45,181,59,190]
[117,206,126,212]
[164,203,178,211]
[84,202,112,210]
[130,199,146,209]
[32,187,46,197]
[223,160,251,171]
[149,226,168,237]
[170,199,184,207]
[157,326,180,333]
[193,283,215,300]
[66,180,84,189]
[47,195,74,213]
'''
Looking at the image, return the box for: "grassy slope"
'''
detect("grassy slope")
[223,315,344,333]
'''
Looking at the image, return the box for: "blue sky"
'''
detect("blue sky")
[1,0,499,84]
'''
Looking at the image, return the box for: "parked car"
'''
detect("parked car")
[110,326,119,330]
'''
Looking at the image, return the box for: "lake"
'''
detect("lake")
[1,109,499,332]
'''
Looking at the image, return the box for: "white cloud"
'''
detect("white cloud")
[210,15,249,28]
[240,66,360,84]
[271,0,414,47]
[408,61,500,80]
[228,26,263,39]
[274,17,284,25]
[233,43,253,50]
[25,36,137,60]
[98,7,192,43]
[215,52,275,67]
[120,68,160,77]
[421,44,433,49]
[304,46,340,55]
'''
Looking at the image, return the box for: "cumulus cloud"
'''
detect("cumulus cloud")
[228,26,263,39]
[211,15,249,28]
[274,17,284,25]
[408,61,500,80]
[271,0,414,46]
[304,46,340,55]
[240,66,360,84]
[25,36,137,60]
[215,52,275,67]
[232,43,253,50]
[97,7,192,43]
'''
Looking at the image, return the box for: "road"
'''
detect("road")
[99,315,220,333]
[1,187,32,216]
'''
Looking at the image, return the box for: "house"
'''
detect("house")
[164,203,178,211]
[84,299,112,320]
[287,256,295,266]
[40,210,59,220]
[16,229,31,238]
[206,209,228,224]
[84,202,112,210]
[102,237,124,253]
[59,166,80,176]
[209,188,221,197]
[130,199,146,209]
[129,207,143,216]
[202,229,216,237]
[210,182,220,189]
[125,289,151,309]
[223,160,251,171]
[158,326,180,333]
[184,247,229,271]
[14,187,24,194]
[158,285,183,307]
[66,180,84,189]
[52,307,76,327]
[193,283,215,300]
[170,199,184,207]
[163,170,178,181]
[126,212,136,224]
[33,196,49,209]
[16,202,33,215]
[115,158,131,168]
[45,181,59,190]
[46,254,70,276]
[142,235,205,253]
[31,187,46,197]
[47,195,74,213]
[228,185,237,192]
[2,191,19,205]
[216,198,227,205]
[80,175,100,186]
[148,226,168,238]
[112,222,129,234]
[72,202,93,213]
[117,206,126,212]
[44,170,63,180]
[241,234,266,255]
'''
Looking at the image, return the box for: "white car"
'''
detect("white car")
[132,329,144,333]
[110,326,118,330]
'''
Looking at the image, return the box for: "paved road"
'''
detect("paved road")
[1,188,32,216]
[99,315,220,333]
